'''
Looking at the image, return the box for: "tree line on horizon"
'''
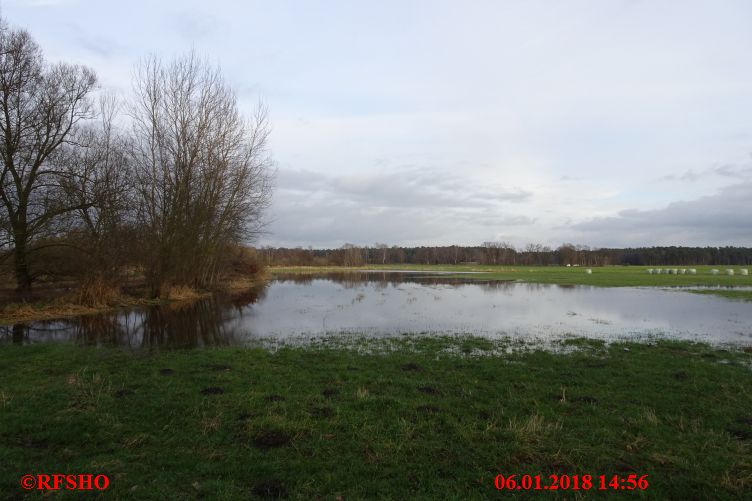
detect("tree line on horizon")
[259,243,752,267]
[0,17,272,297]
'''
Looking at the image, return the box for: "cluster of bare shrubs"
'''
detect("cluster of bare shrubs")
[0,17,272,299]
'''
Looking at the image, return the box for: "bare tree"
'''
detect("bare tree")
[374,243,388,265]
[340,243,363,267]
[0,19,97,293]
[59,94,134,281]
[129,53,273,296]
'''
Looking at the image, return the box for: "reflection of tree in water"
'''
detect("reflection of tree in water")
[272,271,517,289]
[1,320,106,345]
[4,323,25,344]
[228,282,268,309]
[2,297,247,348]
[274,274,315,285]
[1,283,264,349]
[139,297,235,348]
[74,313,138,346]
[478,281,523,293]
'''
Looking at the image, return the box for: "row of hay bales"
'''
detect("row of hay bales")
[647,268,749,276]
[648,268,696,275]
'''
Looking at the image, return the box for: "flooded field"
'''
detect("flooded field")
[3,272,752,348]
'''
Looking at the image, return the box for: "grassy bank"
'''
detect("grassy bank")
[1,337,751,499]
[271,265,752,300]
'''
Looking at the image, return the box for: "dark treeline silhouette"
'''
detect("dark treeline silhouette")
[259,243,752,267]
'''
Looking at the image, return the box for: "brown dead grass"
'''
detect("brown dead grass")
[163,285,204,301]
[223,276,263,291]
[1,302,104,324]
[0,271,264,325]
[74,277,123,307]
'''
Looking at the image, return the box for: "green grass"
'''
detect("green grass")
[272,265,752,299]
[2,337,751,499]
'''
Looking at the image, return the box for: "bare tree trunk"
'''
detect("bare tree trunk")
[12,231,31,295]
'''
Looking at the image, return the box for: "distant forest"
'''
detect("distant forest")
[259,244,752,267]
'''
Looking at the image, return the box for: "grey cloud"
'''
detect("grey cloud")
[277,166,531,210]
[572,181,752,246]
[662,163,752,182]
[263,166,535,247]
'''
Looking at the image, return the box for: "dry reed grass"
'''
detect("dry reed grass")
[74,277,122,307]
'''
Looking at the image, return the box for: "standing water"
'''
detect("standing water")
[3,272,752,348]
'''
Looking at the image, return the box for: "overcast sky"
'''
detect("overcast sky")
[5,0,752,248]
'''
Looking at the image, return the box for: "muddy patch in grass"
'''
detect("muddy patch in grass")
[673,370,688,381]
[253,429,291,449]
[728,418,752,441]
[309,406,333,419]
[200,387,225,395]
[22,437,49,449]
[400,362,422,372]
[583,359,608,368]
[321,388,338,398]
[571,395,598,404]
[205,363,231,372]
[251,479,288,499]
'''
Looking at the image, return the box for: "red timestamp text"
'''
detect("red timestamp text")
[494,474,649,492]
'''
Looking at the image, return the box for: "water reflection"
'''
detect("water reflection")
[2,273,752,348]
